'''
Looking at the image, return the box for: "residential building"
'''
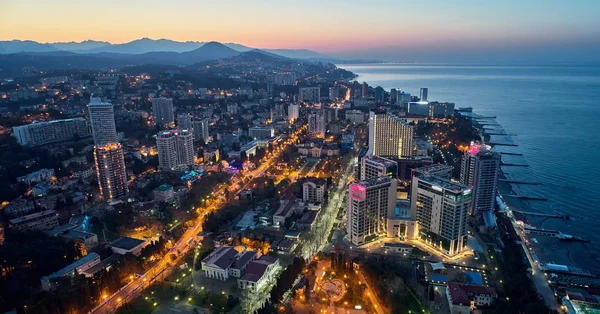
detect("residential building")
[156,129,195,171]
[460,143,501,217]
[13,118,91,147]
[347,177,396,246]
[303,177,327,204]
[17,168,55,185]
[4,198,35,216]
[411,173,471,256]
[237,255,279,291]
[328,86,340,100]
[345,110,365,124]
[177,113,193,130]
[395,156,434,181]
[390,88,401,104]
[249,126,275,140]
[288,103,299,121]
[447,282,497,314]
[94,143,128,199]
[308,110,326,137]
[428,102,455,118]
[367,110,414,158]
[374,86,385,103]
[153,184,174,202]
[420,88,428,102]
[397,91,412,105]
[193,118,210,144]
[299,87,320,104]
[360,155,398,180]
[152,97,174,128]
[9,209,59,231]
[88,97,118,145]
[361,82,369,98]
[41,253,101,290]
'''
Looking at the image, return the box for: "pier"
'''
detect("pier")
[500,163,528,167]
[488,142,518,147]
[499,152,523,156]
[485,132,508,135]
[499,179,540,185]
[503,195,548,201]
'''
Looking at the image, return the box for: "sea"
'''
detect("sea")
[341,63,600,273]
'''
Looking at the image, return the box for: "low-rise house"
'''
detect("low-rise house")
[41,253,101,290]
[447,282,497,314]
[108,237,148,256]
[9,209,59,231]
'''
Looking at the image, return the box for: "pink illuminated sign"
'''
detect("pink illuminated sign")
[350,184,366,201]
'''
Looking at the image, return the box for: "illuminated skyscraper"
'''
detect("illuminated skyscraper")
[460,143,501,216]
[347,177,396,246]
[308,110,326,137]
[367,111,414,158]
[94,143,128,200]
[420,88,428,102]
[88,97,117,145]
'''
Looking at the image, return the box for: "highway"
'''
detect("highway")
[89,126,306,314]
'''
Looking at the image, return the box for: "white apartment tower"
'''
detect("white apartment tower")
[288,103,299,122]
[308,110,326,137]
[411,173,471,256]
[177,113,193,131]
[88,97,118,145]
[152,97,174,128]
[94,143,128,200]
[156,129,195,171]
[302,178,327,204]
[367,111,414,158]
[193,118,210,144]
[460,143,501,216]
[347,177,397,246]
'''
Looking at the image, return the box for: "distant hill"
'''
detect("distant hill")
[0,38,337,60]
[51,40,110,51]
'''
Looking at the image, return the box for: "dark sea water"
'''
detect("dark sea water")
[342,63,600,273]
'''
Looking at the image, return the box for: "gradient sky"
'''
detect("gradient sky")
[2,0,600,62]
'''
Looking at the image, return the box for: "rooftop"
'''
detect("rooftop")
[201,246,239,270]
[43,253,100,280]
[9,209,56,224]
[240,255,278,283]
[416,173,470,194]
[447,282,497,306]
[109,236,146,251]
[155,184,173,192]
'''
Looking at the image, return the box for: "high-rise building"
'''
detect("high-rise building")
[325,108,338,123]
[248,126,275,139]
[299,87,320,104]
[152,97,174,128]
[177,113,193,131]
[361,82,369,98]
[411,173,471,256]
[390,88,401,104]
[302,177,327,203]
[428,102,455,118]
[360,155,398,180]
[193,119,210,144]
[374,86,385,103]
[460,143,501,217]
[397,92,411,105]
[367,111,414,158]
[347,177,396,246]
[288,103,299,121]
[156,129,195,171]
[420,88,428,102]
[88,97,117,145]
[94,143,128,200]
[13,118,91,147]
[328,86,340,100]
[308,110,326,137]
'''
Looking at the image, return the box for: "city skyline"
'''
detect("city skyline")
[2,0,600,62]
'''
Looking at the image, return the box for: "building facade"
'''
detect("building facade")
[367,111,414,158]
[94,143,128,199]
[411,173,471,256]
[152,97,174,128]
[299,87,320,104]
[288,103,299,121]
[88,97,118,145]
[13,118,91,147]
[302,178,327,204]
[248,126,275,140]
[360,155,398,180]
[347,177,397,246]
[193,118,210,144]
[460,143,501,217]
[156,129,195,171]
[308,110,326,137]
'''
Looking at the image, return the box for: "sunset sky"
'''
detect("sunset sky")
[2,0,599,62]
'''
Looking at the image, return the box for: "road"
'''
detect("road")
[90,126,306,314]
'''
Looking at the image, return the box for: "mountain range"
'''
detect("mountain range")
[0,38,330,59]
